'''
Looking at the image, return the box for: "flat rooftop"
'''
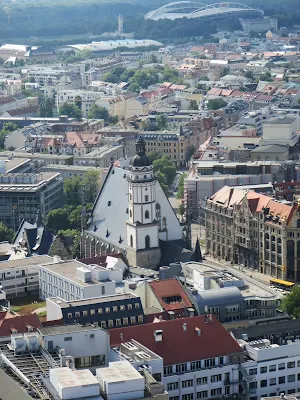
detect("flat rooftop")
[0,172,61,192]
[50,367,99,388]
[265,116,296,125]
[49,293,138,308]
[182,262,280,300]
[41,164,105,172]
[0,254,52,271]
[40,260,106,287]
[38,324,103,336]
[97,361,143,383]
[0,157,31,173]
[0,151,72,160]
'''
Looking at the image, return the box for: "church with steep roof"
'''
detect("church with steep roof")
[80,138,189,269]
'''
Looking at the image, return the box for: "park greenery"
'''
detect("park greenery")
[281,286,300,318]
[59,103,82,120]
[88,104,118,124]
[176,173,186,199]
[142,115,167,131]
[206,98,227,110]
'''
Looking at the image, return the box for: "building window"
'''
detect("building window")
[204,358,215,368]
[145,195,149,202]
[145,210,149,219]
[182,380,193,388]
[115,319,121,326]
[102,286,105,295]
[182,394,193,400]
[211,375,221,383]
[138,315,143,323]
[269,378,276,386]
[64,337,72,342]
[98,308,103,314]
[197,377,208,386]
[260,380,267,388]
[75,312,80,318]
[288,375,296,382]
[288,361,296,368]
[211,389,222,397]
[67,313,72,319]
[197,391,208,399]
[170,397,179,400]
[123,317,128,325]
[128,304,133,310]
[135,303,140,309]
[90,309,95,316]
[269,365,276,372]
[164,366,172,375]
[167,382,179,391]
[108,320,113,328]
[145,235,150,249]
[260,366,267,373]
[130,316,136,324]
[83,311,88,317]
[249,368,257,375]
[279,376,285,384]
[105,307,110,313]
[191,361,201,370]
[120,305,125,311]
[113,306,118,312]
[130,235,133,247]
[101,321,106,328]
[176,363,187,373]
[278,363,285,370]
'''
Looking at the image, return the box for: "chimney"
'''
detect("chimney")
[154,330,163,342]
[183,323,187,332]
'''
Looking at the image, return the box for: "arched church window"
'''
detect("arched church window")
[145,195,149,202]
[162,217,166,230]
[156,203,161,228]
[145,235,150,249]
[145,210,149,219]
[297,219,300,229]
[130,235,133,247]
[130,210,132,218]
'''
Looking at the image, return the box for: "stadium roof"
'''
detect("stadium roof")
[63,39,163,53]
[145,1,263,21]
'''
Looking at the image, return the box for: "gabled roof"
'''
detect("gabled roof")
[109,315,242,365]
[149,279,192,311]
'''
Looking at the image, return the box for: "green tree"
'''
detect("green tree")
[39,95,53,117]
[178,203,184,216]
[156,171,169,196]
[59,102,82,120]
[153,155,176,187]
[189,100,198,110]
[207,98,227,110]
[57,229,80,258]
[0,122,18,149]
[244,70,254,80]
[281,285,300,318]
[156,115,167,130]
[259,71,273,82]
[64,176,82,206]
[0,221,15,242]
[176,173,186,199]
[83,170,100,204]
[148,151,161,163]
[102,72,118,83]
[88,104,109,121]
[46,208,69,233]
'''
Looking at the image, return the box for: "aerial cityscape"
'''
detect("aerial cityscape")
[0,0,300,399]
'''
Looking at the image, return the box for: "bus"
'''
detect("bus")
[270,278,295,291]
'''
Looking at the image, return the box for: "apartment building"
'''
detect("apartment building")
[205,185,300,280]
[0,172,63,230]
[39,259,123,301]
[140,128,193,167]
[110,315,244,400]
[46,293,144,328]
[0,255,52,298]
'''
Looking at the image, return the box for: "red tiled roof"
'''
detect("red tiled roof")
[0,313,41,337]
[79,253,128,267]
[109,316,242,365]
[65,132,86,148]
[149,279,192,312]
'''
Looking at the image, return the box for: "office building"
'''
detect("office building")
[0,172,63,230]
[240,17,278,33]
[39,258,122,301]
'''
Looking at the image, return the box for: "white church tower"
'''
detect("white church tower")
[126,137,161,269]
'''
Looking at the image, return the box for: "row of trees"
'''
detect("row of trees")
[102,65,184,93]
[58,102,118,123]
